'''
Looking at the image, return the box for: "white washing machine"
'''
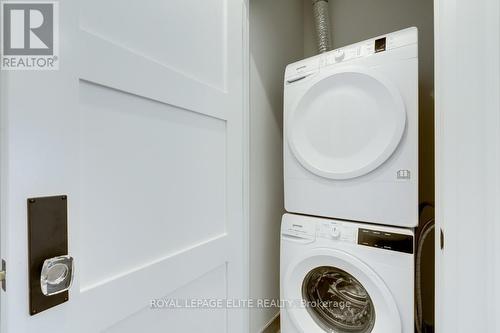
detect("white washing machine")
[284,28,418,227]
[280,213,414,333]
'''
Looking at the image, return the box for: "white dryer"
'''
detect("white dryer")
[280,213,414,333]
[284,28,418,227]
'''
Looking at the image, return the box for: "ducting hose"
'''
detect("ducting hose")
[415,202,435,333]
[312,0,332,53]
[415,218,434,333]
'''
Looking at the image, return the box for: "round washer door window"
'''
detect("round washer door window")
[287,68,406,180]
[302,266,375,333]
[283,249,401,333]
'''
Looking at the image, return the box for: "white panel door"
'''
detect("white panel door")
[0,1,248,332]
[435,0,500,331]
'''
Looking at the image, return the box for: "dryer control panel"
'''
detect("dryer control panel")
[323,27,417,66]
[285,26,418,82]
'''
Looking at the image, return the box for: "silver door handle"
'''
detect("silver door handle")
[40,255,74,296]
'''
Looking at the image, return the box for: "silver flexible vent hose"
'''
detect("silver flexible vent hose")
[312,0,332,53]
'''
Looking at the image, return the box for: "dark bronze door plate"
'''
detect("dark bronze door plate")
[27,195,69,315]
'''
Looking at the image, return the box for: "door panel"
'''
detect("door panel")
[80,0,228,90]
[79,81,227,288]
[435,0,500,331]
[104,265,228,333]
[0,1,247,332]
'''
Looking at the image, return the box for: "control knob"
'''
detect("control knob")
[331,226,341,239]
[334,50,345,62]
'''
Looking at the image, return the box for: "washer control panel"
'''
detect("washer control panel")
[282,219,316,240]
[316,221,357,242]
[358,228,414,254]
[282,215,414,254]
[316,220,414,254]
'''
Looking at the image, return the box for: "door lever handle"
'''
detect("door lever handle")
[40,255,74,296]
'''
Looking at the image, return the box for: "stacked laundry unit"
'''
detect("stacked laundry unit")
[280,27,418,333]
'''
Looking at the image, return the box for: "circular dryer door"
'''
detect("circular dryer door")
[284,249,401,333]
[287,67,406,180]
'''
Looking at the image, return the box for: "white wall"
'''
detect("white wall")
[249,0,304,331]
[435,0,500,331]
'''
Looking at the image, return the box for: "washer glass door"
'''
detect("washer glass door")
[302,266,375,333]
[284,249,401,333]
[287,68,406,180]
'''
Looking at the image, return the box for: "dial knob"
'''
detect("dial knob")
[334,50,345,61]
[331,226,341,239]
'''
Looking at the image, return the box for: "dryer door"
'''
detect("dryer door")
[284,248,401,333]
[287,67,406,180]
